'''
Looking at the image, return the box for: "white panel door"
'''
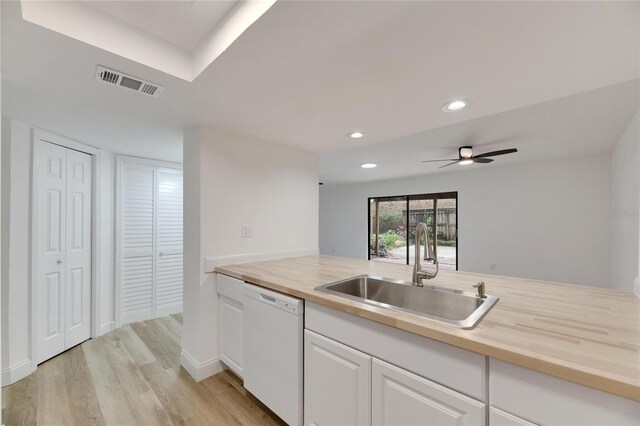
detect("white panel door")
[64,149,92,348]
[155,168,183,316]
[372,358,485,426]
[36,141,92,363]
[119,163,156,324]
[304,330,372,426]
[37,142,67,363]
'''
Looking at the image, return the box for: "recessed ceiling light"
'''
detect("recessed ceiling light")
[458,159,474,165]
[361,163,377,169]
[348,131,366,139]
[442,99,468,112]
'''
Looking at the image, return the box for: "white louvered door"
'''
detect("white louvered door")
[156,168,184,316]
[118,158,183,325]
[120,163,156,324]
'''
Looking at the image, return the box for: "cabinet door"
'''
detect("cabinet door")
[372,359,485,426]
[490,407,537,426]
[304,330,371,426]
[219,294,243,377]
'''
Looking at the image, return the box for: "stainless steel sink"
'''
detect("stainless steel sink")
[315,275,498,329]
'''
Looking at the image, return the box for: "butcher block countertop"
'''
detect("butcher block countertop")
[215,255,640,401]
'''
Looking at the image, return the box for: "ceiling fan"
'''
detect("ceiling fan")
[422,146,518,169]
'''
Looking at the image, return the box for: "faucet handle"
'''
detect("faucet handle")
[473,282,486,298]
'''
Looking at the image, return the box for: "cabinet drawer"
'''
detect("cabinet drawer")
[217,273,244,302]
[306,302,486,400]
[372,359,485,426]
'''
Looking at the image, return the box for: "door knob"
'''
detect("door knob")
[57,260,63,265]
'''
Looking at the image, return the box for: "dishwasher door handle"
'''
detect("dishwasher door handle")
[259,293,277,303]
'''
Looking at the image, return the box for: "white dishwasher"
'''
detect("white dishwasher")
[243,283,304,426]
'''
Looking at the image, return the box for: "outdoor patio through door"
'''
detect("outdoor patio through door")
[368,192,457,270]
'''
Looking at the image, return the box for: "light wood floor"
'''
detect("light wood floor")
[2,314,285,426]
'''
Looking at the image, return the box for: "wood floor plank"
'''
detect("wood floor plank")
[202,372,285,426]
[139,361,194,425]
[131,321,181,369]
[113,325,157,366]
[2,314,284,426]
[157,315,182,344]
[164,366,242,426]
[171,313,183,325]
[2,372,37,426]
[37,353,75,426]
[129,390,174,426]
[63,345,105,426]
[86,330,174,426]
[83,335,145,425]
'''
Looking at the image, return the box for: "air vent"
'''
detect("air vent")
[96,66,164,98]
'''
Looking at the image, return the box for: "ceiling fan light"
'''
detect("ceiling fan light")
[459,147,473,158]
[458,159,474,165]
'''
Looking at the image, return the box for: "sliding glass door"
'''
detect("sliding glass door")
[369,192,457,270]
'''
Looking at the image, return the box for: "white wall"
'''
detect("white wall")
[610,109,640,293]
[99,151,116,332]
[181,125,319,380]
[320,154,612,287]
[1,119,33,383]
[0,119,116,385]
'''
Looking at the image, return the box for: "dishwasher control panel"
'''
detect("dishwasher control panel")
[245,282,304,316]
[277,299,302,314]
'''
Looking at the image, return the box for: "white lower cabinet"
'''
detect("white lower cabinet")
[489,407,537,426]
[490,359,640,426]
[304,330,372,426]
[217,274,244,377]
[372,359,486,426]
[304,329,486,426]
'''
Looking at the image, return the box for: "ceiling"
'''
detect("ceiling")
[18,0,275,81]
[319,79,639,184]
[2,1,639,165]
[80,1,238,51]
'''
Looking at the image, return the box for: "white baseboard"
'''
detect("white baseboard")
[204,247,319,273]
[98,321,115,337]
[156,304,183,318]
[180,349,224,382]
[1,358,34,386]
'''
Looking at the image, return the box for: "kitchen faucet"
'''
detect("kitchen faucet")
[412,222,439,286]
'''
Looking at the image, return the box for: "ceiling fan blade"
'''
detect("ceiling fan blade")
[474,148,518,158]
[421,159,458,163]
[438,161,459,169]
[473,158,494,164]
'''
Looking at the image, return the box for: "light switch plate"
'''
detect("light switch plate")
[242,224,254,238]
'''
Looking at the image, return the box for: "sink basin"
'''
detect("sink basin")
[315,275,498,329]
